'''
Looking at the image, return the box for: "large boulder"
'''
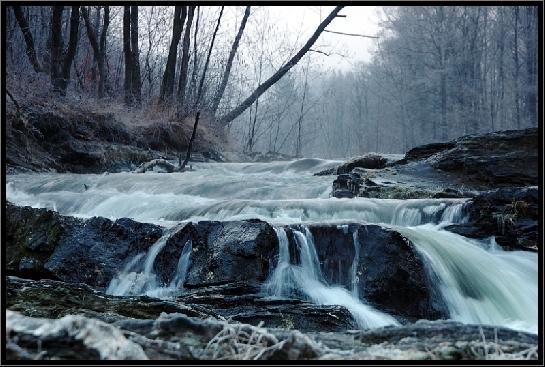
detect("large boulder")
[432,128,538,186]
[6,203,163,287]
[181,220,278,288]
[337,154,388,174]
[394,128,538,187]
[286,224,449,322]
[445,186,538,251]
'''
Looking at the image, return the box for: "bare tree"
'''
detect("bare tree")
[81,6,110,98]
[217,6,344,127]
[194,6,224,110]
[210,6,251,117]
[130,6,142,105]
[177,6,195,117]
[123,6,132,105]
[50,6,80,95]
[159,6,186,103]
[12,6,43,73]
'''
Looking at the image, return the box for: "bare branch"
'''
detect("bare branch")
[324,29,379,39]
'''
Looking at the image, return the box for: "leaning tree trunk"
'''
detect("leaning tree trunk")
[177,6,195,118]
[180,112,201,171]
[12,6,43,73]
[159,6,186,103]
[194,6,224,109]
[210,6,251,117]
[217,6,344,127]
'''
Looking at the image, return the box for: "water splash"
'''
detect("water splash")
[397,224,537,334]
[106,226,192,299]
[263,227,399,329]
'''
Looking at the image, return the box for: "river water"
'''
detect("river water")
[6,158,538,333]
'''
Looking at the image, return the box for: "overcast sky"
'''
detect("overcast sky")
[266,6,383,70]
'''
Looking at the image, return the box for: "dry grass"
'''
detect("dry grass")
[5,74,225,153]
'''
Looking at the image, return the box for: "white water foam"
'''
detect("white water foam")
[397,224,538,334]
[263,227,400,329]
[106,225,192,299]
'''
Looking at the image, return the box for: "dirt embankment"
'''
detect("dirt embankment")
[6,96,225,174]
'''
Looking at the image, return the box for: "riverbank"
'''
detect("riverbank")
[4,123,539,360]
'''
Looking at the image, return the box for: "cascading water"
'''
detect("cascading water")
[6,159,537,333]
[396,224,538,334]
[107,226,193,299]
[263,227,400,329]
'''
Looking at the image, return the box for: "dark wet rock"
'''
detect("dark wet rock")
[354,226,448,321]
[178,282,355,332]
[394,128,538,187]
[286,224,449,322]
[432,129,538,186]
[6,204,278,290]
[44,216,163,288]
[6,276,217,322]
[396,142,457,164]
[313,167,336,176]
[134,158,176,173]
[445,186,538,251]
[6,203,163,287]
[6,203,69,280]
[179,220,278,288]
[337,154,387,174]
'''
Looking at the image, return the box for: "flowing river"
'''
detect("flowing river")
[6,158,538,334]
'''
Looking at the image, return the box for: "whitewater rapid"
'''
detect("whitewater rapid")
[6,158,538,333]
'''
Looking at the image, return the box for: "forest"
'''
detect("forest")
[4,4,541,362]
[5,5,538,156]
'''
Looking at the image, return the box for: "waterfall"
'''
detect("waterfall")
[397,224,538,334]
[264,227,400,329]
[106,226,192,299]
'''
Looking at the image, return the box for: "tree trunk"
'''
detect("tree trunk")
[81,6,108,98]
[217,6,344,127]
[50,6,79,95]
[177,6,195,118]
[189,6,200,104]
[99,6,110,97]
[130,6,141,106]
[123,6,132,105]
[513,7,520,128]
[12,6,43,73]
[159,6,186,103]
[194,6,224,110]
[210,6,251,116]
[180,112,201,171]
[525,6,537,126]
[50,6,63,92]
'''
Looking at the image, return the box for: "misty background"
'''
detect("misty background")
[5,5,538,158]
